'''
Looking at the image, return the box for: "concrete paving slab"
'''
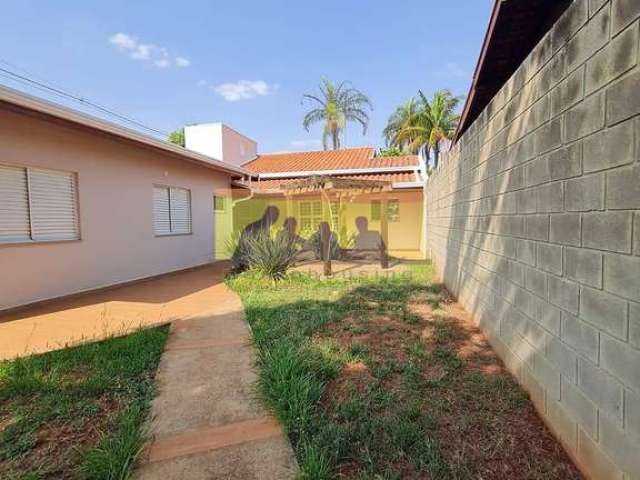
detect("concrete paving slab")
[149,339,263,436]
[135,266,297,479]
[137,435,297,480]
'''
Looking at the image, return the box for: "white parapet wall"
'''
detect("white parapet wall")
[185,123,257,167]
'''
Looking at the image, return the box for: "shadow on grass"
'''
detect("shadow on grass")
[228,267,582,480]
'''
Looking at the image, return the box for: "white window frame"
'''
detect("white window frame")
[299,200,323,231]
[0,163,80,245]
[153,185,192,236]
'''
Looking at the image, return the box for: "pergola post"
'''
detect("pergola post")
[279,176,393,274]
[320,221,332,276]
[380,193,389,269]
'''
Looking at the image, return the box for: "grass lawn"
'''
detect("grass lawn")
[0,325,169,480]
[228,263,582,480]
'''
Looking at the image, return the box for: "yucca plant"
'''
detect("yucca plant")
[243,230,300,280]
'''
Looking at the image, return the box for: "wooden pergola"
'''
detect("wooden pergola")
[280,176,393,276]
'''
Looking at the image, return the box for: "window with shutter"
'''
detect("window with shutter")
[169,187,191,234]
[0,163,79,244]
[153,186,171,235]
[29,168,79,241]
[0,165,30,243]
[153,185,192,235]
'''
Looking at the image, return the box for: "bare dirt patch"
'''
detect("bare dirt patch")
[321,284,582,479]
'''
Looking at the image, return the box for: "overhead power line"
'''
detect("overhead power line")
[0,60,169,138]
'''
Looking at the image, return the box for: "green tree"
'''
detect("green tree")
[382,97,421,153]
[168,128,185,147]
[416,89,461,168]
[384,90,462,167]
[375,146,404,157]
[302,78,372,150]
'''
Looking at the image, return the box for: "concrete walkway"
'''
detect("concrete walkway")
[0,263,297,478]
[135,266,298,479]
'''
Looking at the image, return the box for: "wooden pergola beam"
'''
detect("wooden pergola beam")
[281,175,394,274]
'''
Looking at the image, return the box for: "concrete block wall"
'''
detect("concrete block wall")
[424,1,640,478]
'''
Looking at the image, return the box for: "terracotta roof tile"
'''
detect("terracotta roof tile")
[244,147,419,173]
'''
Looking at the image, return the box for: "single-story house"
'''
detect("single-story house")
[182,126,428,261]
[240,148,427,260]
[0,86,253,312]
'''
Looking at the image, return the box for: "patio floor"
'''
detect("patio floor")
[0,263,231,360]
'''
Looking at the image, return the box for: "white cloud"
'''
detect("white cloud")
[109,33,190,69]
[213,80,277,101]
[175,57,191,67]
[110,32,136,50]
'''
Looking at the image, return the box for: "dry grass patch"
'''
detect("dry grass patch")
[229,265,582,479]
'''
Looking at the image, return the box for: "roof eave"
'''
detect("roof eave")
[453,0,502,143]
[255,165,420,179]
[0,85,254,178]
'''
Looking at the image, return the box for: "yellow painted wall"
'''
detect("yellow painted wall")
[230,190,425,259]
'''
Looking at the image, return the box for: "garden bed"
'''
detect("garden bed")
[228,263,582,479]
[0,326,168,479]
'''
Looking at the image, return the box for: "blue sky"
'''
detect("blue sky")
[1,0,493,153]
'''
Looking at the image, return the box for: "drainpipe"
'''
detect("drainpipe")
[232,175,256,206]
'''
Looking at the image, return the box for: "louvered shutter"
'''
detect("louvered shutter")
[169,187,191,234]
[0,164,31,243]
[28,168,79,241]
[153,186,171,235]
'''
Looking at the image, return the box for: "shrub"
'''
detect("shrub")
[306,230,342,260]
[243,230,300,280]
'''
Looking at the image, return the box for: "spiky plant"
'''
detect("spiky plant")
[302,78,372,150]
[243,230,300,280]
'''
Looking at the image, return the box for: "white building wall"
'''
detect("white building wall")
[185,123,256,167]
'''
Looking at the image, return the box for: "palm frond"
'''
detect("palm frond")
[301,78,372,150]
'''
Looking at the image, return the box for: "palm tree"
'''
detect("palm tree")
[383,97,422,154]
[302,78,372,150]
[384,89,461,167]
[417,89,461,168]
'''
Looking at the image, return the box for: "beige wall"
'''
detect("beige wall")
[0,108,231,311]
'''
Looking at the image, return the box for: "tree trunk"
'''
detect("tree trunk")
[433,146,440,169]
[332,131,340,150]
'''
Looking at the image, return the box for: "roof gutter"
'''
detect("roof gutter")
[0,84,254,177]
[256,165,420,179]
[391,181,424,189]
